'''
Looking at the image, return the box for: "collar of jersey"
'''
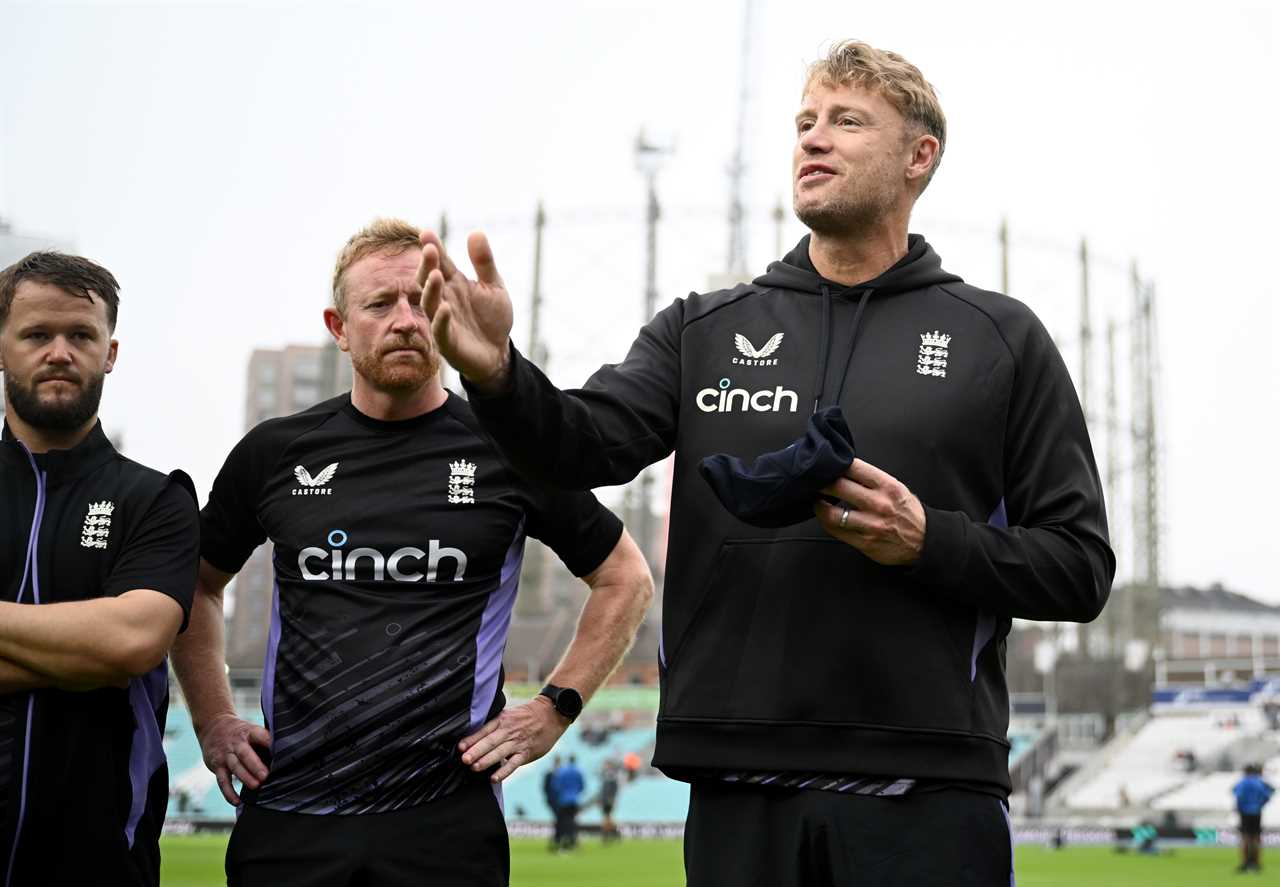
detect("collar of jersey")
[341,392,455,433]
[1,419,116,481]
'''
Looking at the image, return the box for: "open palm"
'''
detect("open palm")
[417,230,514,389]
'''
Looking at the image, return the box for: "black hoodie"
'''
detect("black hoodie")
[466,234,1114,792]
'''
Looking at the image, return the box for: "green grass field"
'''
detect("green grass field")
[160,834,1259,886]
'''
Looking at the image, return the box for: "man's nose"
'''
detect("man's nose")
[799,123,830,153]
[389,298,418,330]
[45,336,74,363]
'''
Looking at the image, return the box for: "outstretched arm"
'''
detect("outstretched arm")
[420,229,682,489]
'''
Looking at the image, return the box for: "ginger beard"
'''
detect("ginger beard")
[350,333,440,393]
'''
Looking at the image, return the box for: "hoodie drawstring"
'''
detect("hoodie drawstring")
[811,285,833,414]
[832,288,874,406]
[813,286,874,413]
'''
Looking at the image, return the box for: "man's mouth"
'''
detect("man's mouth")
[797,163,837,181]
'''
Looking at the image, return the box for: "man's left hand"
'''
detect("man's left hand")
[459,695,569,783]
[815,458,926,566]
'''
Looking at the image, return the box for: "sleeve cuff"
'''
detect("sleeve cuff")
[460,341,522,403]
[905,504,969,588]
[568,509,625,578]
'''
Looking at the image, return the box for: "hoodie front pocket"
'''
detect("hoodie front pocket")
[664,537,975,730]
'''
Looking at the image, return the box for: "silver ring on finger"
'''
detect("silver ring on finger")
[839,507,849,529]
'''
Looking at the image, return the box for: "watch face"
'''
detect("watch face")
[558,688,583,719]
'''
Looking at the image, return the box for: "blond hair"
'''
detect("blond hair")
[331,218,422,315]
[806,40,946,190]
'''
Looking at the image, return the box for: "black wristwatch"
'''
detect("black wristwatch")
[539,684,584,722]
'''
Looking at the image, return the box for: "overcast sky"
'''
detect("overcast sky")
[2,0,1276,602]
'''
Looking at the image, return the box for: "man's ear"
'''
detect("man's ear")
[323,308,349,352]
[104,339,119,374]
[904,133,940,190]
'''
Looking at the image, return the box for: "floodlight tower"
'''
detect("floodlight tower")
[634,131,673,573]
[725,0,758,279]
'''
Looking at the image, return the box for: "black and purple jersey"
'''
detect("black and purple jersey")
[201,393,621,815]
[0,422,199,887]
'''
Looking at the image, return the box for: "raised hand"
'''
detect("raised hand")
[418,230,514,392]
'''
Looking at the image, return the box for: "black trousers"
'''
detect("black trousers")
[554,802,580,847]
[685,780,1014,887]
[226,775,509,887]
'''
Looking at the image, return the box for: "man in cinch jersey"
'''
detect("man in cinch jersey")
[170,219,653,887]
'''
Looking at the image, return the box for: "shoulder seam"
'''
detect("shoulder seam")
[682,286,766,329]
[935,283,1017,366]
[259,405,348,496]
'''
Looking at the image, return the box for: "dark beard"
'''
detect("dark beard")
[5,371,105,432]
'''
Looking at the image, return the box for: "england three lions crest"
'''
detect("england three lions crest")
[81,500,114,549]
[448,459,476,505]
[916,331,950,379]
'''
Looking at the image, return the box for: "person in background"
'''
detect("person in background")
[543,756,563,851]
[552,755,585,851]
[1232,763,1274,873]
[598,761,621,844]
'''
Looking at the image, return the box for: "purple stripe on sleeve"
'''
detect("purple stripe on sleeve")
[124,664,170,847]
[469,522,526,731]
[261,577,282,735]
[970,499,1008,681]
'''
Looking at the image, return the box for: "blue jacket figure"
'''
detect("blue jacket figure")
[551,757,587,850]
[1232,765,1274,873]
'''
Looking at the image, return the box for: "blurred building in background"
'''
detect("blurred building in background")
[225,343,351,670]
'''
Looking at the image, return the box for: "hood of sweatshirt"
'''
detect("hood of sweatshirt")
[754,233,962,296]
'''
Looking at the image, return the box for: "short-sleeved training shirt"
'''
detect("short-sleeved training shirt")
[202,393,622,815]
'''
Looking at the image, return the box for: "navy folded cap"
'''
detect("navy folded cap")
[698,405,855,528]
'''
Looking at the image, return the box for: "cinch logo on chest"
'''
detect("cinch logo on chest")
[696,377,798,413]
[298,529,468,583]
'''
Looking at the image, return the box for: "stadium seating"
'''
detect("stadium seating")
[1062,707,1273,811]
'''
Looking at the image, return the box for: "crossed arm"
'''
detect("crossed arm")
[0,590,184,693]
